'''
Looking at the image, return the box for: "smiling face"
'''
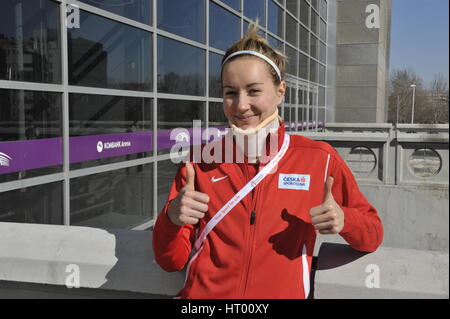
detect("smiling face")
[222,57,286,130]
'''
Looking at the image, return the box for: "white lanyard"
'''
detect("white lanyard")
[193,133,290,252]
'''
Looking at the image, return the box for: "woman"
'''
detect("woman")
[152,25,383,299]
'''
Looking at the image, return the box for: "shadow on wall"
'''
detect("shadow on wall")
[99,227,370,299]
[309,243,369,299]
[100,228,185,298]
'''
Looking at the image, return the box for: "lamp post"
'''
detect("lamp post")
[410,84,416,124]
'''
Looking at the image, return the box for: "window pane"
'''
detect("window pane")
[299,25,309,54]
[221,0,240,11]
[310,59,317,82]
[69,94,152,170]
[283,106,292,131]
[320,0,327,19]
[285,14,298,47]
[209,52,223,98]
[157,99,205,155]
[319,63,326,85]
[268,34,283,51]
[310,34,318,59]
[157,36,205,96]
[285,85,291,104]
[320,18,327,41]
[320,41,326,63]
[298,106,305,130]
[319,86,325,106]
[299,52,308,79]
[244,0,265,27]
[68,11,152,91]
[285,45,297,76]
[78,0,152,25]
[158,0,204,43]
[157,159,178,212]
[282,105,288,127]
[0,90,61,142]
[311,10,319,35]
[209,102,228,127]
[289,107,295,131]
[286,0,298,17]
[210,2,240,51]
[268,0,284,39]
[300,0,310,28]
[0,0,61,83]
[311,0,318,10]
[298,89,304,105]
[70,164,153,229]
[0,89,62,183]
[0,181,63,224]
[318,107,325,129]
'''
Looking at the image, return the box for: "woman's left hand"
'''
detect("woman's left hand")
[309,176,345,234]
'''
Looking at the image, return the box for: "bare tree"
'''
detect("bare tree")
[388,69,449,124]
[427,74,449,123]
[388,68,426,124]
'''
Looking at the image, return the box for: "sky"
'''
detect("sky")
[390,0,449,88]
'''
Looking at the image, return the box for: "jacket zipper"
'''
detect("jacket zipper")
[250,210,256,225]
[240,164,262,298]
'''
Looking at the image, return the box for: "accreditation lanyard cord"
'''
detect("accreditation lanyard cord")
[193,134,290,252]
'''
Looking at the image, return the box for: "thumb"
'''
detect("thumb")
[322,176,334,203]
[185,161,196,190]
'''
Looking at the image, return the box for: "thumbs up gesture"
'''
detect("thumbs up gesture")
[309,176,345,235]
[167,162,210,226]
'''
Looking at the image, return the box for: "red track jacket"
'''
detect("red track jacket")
[152,122,383,299]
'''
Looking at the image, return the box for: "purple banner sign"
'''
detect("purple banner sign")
[0,138,63,174]
[0,131,153,174]
[70,131,153,164]
[0,127,230,174]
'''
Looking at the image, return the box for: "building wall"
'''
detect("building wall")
[334,0,391,123]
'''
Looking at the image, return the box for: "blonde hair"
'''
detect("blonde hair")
[221,21,286,85]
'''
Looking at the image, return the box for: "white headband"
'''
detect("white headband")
[222,50,282,82]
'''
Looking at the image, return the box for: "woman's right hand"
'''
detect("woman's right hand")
[167,162,210,226]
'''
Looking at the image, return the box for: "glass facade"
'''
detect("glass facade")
[157,36,205,96]
[68,10,152,91]
[0,0,329,229]
[0,89,62,183]
[210,2,241,51]
[0,181,63,224]
[70,164,153,228]
[69,94,153,169]
[158,0,204,43]
[0,0,61,83]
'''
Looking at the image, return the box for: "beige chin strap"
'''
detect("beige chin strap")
[229,109,281,163]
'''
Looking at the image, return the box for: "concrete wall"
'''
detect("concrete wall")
[0,222,447,299]
[335,0,391,123]
[299,123,449,253]
[313,243,448,299]
[0,223,184,298]
[326,0,337,122]
[313,183,449,254]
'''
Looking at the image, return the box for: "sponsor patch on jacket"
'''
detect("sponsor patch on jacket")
[278,174,310,190]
